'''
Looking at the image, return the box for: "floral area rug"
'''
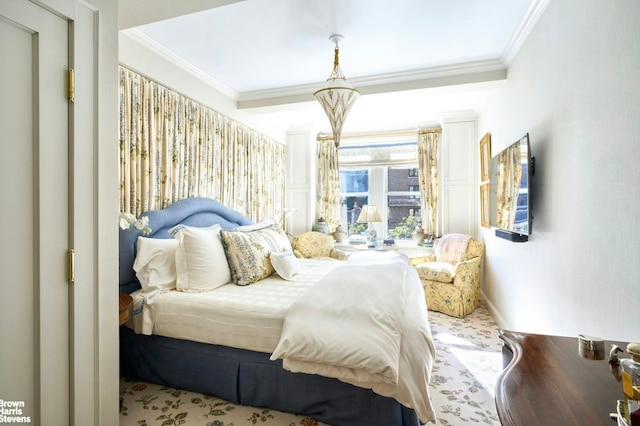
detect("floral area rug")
[120,305,502,426]
[119,382,324,426]
[427,306,502,425]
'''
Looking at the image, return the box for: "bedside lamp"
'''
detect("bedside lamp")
[357,205,382,247]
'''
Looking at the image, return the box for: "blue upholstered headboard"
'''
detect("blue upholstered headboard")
[118,197,252,294]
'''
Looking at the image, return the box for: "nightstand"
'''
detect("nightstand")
[119,293,133,326]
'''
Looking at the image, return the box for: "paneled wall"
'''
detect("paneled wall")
[285,128,316,235]
[439,115,478,237]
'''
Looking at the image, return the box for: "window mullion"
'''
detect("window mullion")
[340,163,421,242]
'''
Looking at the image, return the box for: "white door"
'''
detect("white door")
[0,1,70,424]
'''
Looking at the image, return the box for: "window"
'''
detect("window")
[339,166,422,240]
[386,167,421,240]
[337,139,426,241]
[339,169,369,234]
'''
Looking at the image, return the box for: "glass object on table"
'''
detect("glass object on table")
[621,343,640,401]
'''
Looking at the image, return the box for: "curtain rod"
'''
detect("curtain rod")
[317,127,441,141]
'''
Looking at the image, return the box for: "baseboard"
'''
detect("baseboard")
[481,291,507,330]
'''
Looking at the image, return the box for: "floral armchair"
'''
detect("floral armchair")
[291,231,350,260]
[413,234,484,318]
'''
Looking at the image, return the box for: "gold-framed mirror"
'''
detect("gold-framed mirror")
[480,182,490,228]
[480,133,491,182]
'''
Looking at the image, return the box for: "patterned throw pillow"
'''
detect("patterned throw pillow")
[291,231,335,258]
[220,224,292,285]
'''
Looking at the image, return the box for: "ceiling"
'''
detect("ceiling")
[119,0,547,134]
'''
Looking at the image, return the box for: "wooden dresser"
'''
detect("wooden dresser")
[495,330,629,425]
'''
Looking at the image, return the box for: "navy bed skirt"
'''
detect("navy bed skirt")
[120,327,420,426]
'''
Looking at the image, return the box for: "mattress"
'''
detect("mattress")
[128,258,342,353]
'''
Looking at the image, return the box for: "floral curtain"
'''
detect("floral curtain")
[496,141,522,229]
[119,67,285,224]
[315,136,341,231]
[417,129,441,237]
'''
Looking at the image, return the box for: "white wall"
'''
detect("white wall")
[478,0,640,341]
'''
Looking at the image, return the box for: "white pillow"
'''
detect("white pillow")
[270,251,300,280]
[169,224,230,292]
[133,237,179,292]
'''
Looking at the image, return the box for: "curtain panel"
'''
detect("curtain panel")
[417,129,441,237]
[315,136,341,231]
[119,67,285,224]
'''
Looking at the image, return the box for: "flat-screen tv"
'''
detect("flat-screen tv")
[489,133,533,242]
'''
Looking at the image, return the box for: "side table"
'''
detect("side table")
[119,293,133,326]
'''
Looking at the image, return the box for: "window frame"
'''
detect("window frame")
[339,164,421,241]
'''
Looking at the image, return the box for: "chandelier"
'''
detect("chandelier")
[313,34,360,148]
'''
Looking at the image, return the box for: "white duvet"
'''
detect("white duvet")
[270,251,437,424]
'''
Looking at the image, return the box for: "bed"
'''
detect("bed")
[119,197,436,426]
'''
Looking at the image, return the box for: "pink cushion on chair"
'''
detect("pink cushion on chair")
[435,233,472,265]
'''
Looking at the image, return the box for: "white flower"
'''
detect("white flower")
[133,215,149,231]
[119,212,136,230]
[119,212,152,235]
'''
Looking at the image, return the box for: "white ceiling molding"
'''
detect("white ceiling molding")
[238,61,507,109]
[122,25,508,111]
[122,28,239,101]
[501,0,551,65]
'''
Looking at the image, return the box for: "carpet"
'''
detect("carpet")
[120,305,502,425]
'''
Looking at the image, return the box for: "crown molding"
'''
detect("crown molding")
[238,61,507,109]
[501,0,551,65]
[122,28,239,100]
[240,59,505,101]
